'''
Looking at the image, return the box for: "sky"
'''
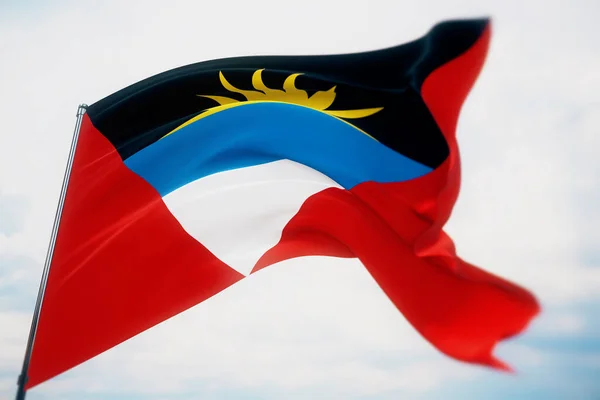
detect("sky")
[0,0,599,399]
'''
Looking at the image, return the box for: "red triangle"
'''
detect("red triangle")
[27,115,243,389]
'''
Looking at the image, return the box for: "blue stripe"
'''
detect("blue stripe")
[124,102,432,196]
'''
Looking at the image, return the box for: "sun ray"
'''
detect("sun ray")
[197,70,383,119]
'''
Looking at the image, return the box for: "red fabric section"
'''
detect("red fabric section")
[27,115,244,389]
[254,23,540,370]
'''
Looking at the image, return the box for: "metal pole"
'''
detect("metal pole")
[15,104,88,400]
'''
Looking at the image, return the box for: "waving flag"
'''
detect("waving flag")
[22,18,539,391]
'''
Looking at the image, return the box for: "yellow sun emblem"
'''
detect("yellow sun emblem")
[162,69,383,140]
[198,69,383,119]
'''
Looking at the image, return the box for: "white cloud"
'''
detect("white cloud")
[0,311,31,371]
[535,313,586,336]
[0,0,599,399]
[0,192,29,237]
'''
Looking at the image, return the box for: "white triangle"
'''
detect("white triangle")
[162,160,342,276]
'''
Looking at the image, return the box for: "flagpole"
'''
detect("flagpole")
[15,104,88,400]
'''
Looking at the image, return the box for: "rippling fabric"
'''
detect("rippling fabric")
[26,18,539,391]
